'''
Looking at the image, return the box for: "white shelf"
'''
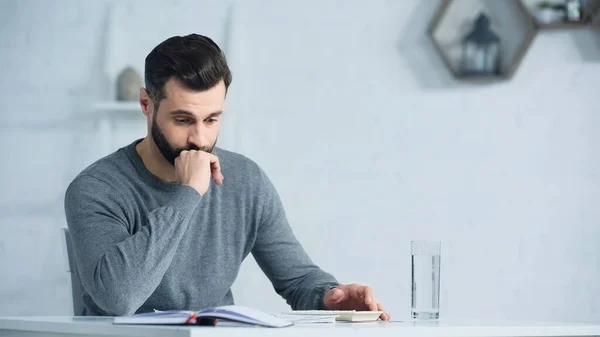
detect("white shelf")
[88,101,145,154]
[88,101,144,122]
[91,101,140,113]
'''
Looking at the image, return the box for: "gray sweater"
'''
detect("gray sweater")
[64,139,338,316]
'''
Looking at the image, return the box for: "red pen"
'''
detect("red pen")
[185,313,198,325]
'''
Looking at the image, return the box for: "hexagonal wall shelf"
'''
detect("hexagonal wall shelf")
[589,1,600,28]
[429,0,537,82]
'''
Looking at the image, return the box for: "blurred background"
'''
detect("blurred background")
[1,0,599,323]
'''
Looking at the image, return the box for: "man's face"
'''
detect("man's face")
[146,78,225,166]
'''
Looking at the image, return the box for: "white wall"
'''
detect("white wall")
[1,0,599,322]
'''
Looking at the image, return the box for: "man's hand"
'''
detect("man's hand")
[323,284,390,321]
[175,150,223,195]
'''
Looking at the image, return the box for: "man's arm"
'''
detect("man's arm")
[251,167,339,310]
[64,174,202,316]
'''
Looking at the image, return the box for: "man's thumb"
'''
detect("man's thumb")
[330,288,345,302]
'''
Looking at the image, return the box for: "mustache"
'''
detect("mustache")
[174,144,213,154]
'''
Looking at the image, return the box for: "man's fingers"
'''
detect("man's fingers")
[208,153,220,167]
[331,288,346,303]
[357,286,377,311]
[209,154,223,185]
[377,302,390,321]
[323,288,346,309]
[368,298,378,312]
[211,164,223,185]
[347,284,362,300]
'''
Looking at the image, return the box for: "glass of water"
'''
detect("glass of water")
[411,240,441,320]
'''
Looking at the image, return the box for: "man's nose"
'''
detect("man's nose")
[188,126,209,149]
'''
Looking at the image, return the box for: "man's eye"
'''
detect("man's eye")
[175,118,190,124]
[206,118,218,123]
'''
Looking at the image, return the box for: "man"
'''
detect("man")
[64,33,389,320]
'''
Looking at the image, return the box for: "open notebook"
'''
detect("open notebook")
[113,305,293,328]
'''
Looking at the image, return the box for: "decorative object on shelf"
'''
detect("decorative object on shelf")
[566,0,582,21]
[534,1,566,24]
[524,0,600,29]
[460,13,501,77]
[428,0,536,83]
[116,66,142,101]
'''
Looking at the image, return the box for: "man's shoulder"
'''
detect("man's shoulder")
[213,147,263,176]
[68,143,136,194]
[212,147,278,193]
[213,146,253,163]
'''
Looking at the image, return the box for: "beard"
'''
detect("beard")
[151,113,216,166]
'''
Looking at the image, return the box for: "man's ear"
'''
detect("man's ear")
[139,88,153,117]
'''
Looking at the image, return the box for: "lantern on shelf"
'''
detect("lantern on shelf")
[460,13,501,77]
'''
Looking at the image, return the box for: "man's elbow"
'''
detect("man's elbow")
[91,290,142,316]
[84,265,143,316]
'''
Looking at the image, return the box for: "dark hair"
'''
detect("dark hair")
[144,33,232,107]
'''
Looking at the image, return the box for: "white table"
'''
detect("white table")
[1,316,600,337]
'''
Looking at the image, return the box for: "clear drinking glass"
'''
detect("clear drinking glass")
[411,240,441,320]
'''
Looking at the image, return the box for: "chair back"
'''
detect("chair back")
[61,227,85,316]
